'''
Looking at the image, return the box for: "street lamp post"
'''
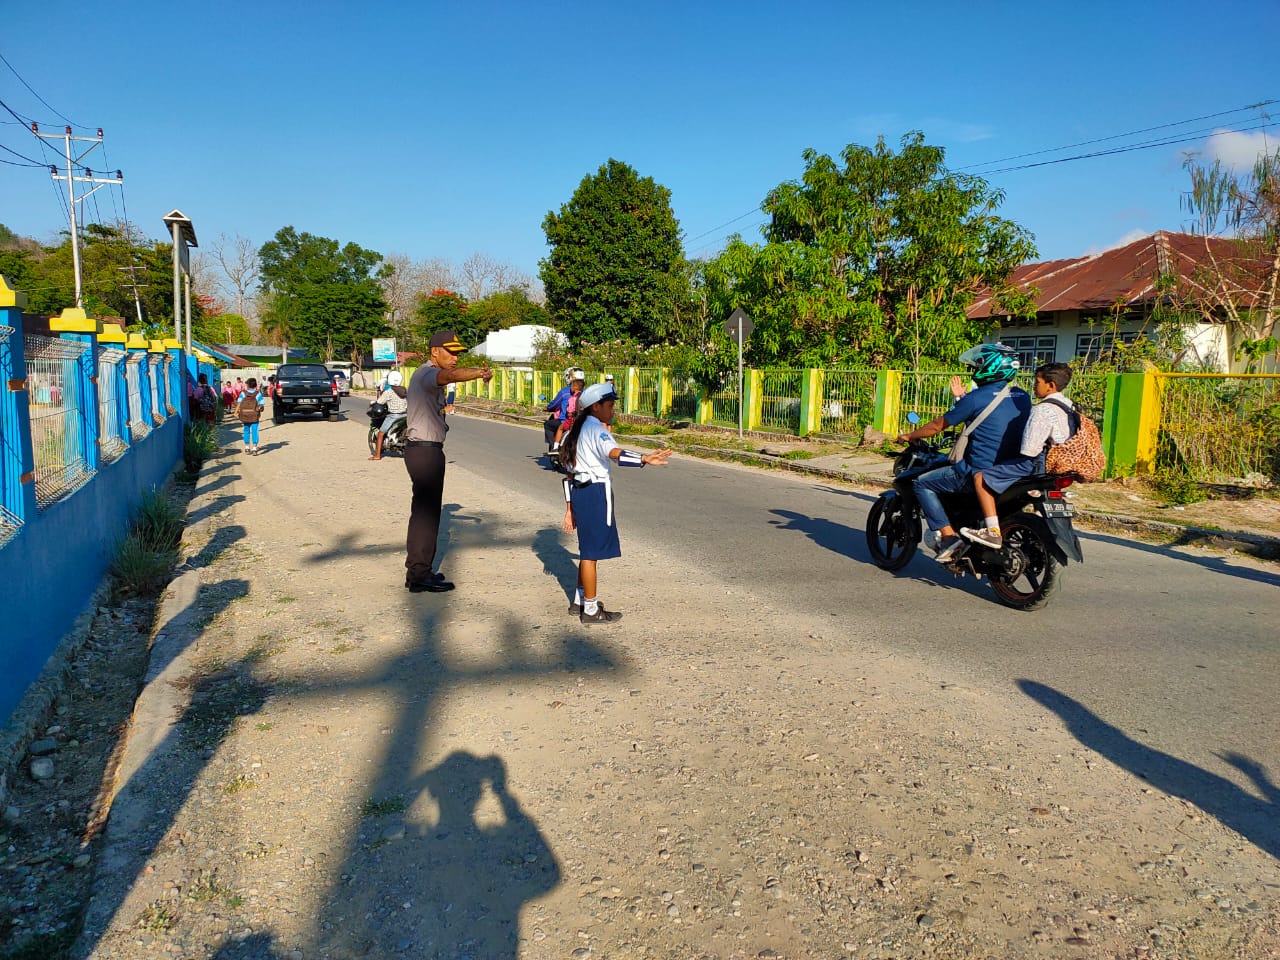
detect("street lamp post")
[161,210,198,351]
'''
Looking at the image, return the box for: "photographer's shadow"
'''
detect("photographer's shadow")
[332,751,559,958]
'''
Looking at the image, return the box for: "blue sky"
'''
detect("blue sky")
[2,0,1278,285]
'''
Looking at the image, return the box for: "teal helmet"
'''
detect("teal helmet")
[959,343,1020,385]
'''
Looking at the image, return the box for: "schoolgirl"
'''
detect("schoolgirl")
[559,382,672,624]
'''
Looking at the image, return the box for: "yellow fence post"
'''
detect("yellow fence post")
[798,368,823,436]
[624,368,639,415]
[743,369,763,431]
[872,369,902,436]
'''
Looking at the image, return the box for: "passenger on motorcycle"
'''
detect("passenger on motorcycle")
[550,371,587,464]
[960,362,1075,551]
[369,371,409,461]
[896,343,1030,562]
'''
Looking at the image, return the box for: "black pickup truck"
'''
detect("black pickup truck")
[272,363,341,422]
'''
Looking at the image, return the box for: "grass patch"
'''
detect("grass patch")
[613,421,671,436]
[779,449,815,460]
[332,642,355,654]
[189,872,245,909]
[222,774,255,794]
[275,595,296,604]
[362,796,407,818]
[1150,471,1207,506]
[244,635,285,663]
[255,721,274,731]
[0,926,76,960]
[137,902,176,932]
[184,419,219,469]
[111,535,173,596]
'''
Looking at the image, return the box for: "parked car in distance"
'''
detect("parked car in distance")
[328,361,356,393]
[329,369,350,396]
[273,363,341,422]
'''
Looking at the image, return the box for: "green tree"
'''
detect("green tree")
[258,226,389,362]
[194,312,252,346]
[412,288,470,346]
[541,159,686,344]
[702,133,1037,376]
[466,287,550,336]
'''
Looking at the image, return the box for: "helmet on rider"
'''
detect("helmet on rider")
[387,371,403,386]
[959,343,1020,386]
[570,369,586,384]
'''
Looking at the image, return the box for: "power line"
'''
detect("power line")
[683,100,1276,255]
[956,99,1275,171]
[0,49,89,128]
[0,141,45,166]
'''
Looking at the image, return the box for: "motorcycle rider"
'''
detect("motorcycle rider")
[369,370,409,461]
[896,343,1030,562]
[550,370,586,466]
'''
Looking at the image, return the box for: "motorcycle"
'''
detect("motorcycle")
[864,413,1083,611]
[367,406,407,458]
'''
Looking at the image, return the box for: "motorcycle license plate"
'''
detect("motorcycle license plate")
[1042,500,1074,518]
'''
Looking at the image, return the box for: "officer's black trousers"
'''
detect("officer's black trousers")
[404,444,446,583]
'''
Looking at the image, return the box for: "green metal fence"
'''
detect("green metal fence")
[1155,374,1280,483]
[632,367,661,418]
[821,369,877,436]
[758,368,804,433]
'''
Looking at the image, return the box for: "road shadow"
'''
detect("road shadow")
[532,527,578,602]
[255,440,289,455]
[1018,680,1280,860]
[1076,529,1280,587]
[186,494,246,527]
[814,483,884,506]
[768,508,874,564]
[193,473,242,498]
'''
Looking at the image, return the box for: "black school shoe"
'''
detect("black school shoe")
[579,604,621,624]
[568,601,582,616]
[406,575,454,593]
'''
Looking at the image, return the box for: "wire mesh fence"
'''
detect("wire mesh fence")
[820,369,878,438]
[126,355,150,440]
[24,334,94,508]
[147,358,163,425]
[757,369,804,433]
[631,367,661,418]
[668,369,699,421]
[0,324,18,545]
[899,371,965,428]
[705,384,740,428]
[97,348,127,463]
[1155,374,1280,483]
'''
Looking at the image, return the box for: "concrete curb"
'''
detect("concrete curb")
[74,451,231,957]
[455,402,1280,561]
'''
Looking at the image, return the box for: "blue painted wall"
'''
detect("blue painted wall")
[0,415,182,723]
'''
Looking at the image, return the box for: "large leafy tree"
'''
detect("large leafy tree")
[701,133,1036,374]
[0,221,186,333]
[258,226,389,362]
[541,159,686,344]
[412,289,470,350]
[467,287,550,336]
[194,312,252,345]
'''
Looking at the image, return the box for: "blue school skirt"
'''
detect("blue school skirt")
[979,453,1043,494]
[573,481,621,561]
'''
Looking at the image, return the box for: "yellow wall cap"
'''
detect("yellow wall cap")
[49,307,102,334]
[99,322,127,343]
[148,339,166,353]
[126,333,150,349]
[0,275,29,310]
[162,338,182,349]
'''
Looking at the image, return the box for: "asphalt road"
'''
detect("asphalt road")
[341,397,1280,806]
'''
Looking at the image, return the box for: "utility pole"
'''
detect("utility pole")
[34,124,123,309]
[117,264,149,327]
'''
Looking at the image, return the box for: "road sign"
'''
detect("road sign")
[724,307,753,341]
[372,338,397,363]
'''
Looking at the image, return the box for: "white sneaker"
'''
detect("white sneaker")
[934,537,966,563]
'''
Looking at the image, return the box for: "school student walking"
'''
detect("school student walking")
[559,382,672,624]
[234,377,264,455]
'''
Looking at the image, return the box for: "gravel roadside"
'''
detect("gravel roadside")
[65,414,1280,959]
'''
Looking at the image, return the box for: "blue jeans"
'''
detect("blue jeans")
[913,464,970,533]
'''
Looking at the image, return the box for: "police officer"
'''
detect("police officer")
[404,330,493,593]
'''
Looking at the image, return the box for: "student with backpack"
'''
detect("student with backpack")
[194,373,218,424]
[234,377,265,456]
[960,362,1077,550]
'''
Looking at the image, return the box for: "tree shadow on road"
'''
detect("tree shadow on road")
[1018,679,1280,860]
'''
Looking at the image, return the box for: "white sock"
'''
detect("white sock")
[583,597,599,615]
[573,588,583,605]
[984,516,1000,533]
[552,441,561,450]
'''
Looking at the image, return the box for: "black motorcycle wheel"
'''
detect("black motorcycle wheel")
[367,429,378,457]
[865,492,920,571]
[990,515,1062,611]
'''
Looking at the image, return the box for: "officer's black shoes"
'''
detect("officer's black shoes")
[407,577,455,593]
[579,605,621,624]
[568,602,582,616]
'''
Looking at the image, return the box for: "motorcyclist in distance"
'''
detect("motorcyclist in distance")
[369,370,409,461]
[896,343,1030,562]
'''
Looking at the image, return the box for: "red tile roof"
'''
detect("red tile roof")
[968,231,1267,318]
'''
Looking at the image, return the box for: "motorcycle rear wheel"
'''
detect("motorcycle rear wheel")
[989,515,1062,611]
[865,492,920,571]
